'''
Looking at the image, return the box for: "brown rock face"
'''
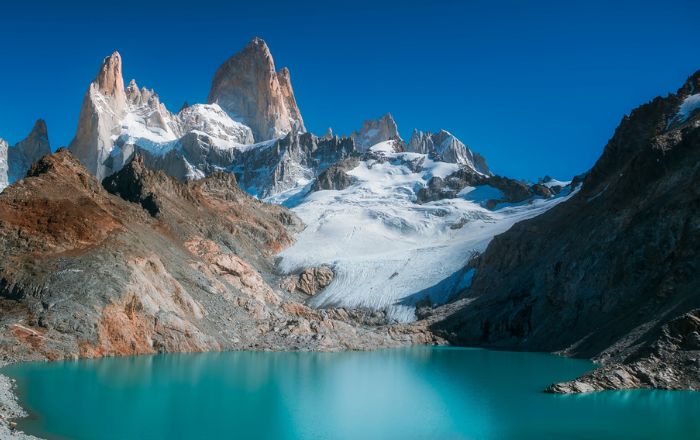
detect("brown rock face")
[282,266,335,296]
[208,37,305,141]
[96,51,125,98]
[0,151,435,363]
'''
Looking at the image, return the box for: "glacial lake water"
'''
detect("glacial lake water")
[4,346,700,440]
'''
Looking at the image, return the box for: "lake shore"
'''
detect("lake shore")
[0,361,40,440]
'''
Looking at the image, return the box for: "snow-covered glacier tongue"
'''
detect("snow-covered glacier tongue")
[274,139,576,322]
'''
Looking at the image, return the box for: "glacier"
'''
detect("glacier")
[274,141,576,322]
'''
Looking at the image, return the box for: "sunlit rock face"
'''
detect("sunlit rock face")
[351,113,401,151]
[208,37,305,142]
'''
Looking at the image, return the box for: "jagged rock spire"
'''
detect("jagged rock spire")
[6,119,52,184]
[96,51,125,98]
[351,113,401,150]
[208,37,305,142]
[69,50,128,179]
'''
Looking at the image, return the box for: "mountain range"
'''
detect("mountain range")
[0,37,698,393]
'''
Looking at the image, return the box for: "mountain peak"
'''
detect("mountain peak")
[247,36,270,51]
[207,38,305,141]
[29,119,48,139]
[95,51,124,97]
[351,113,401,150]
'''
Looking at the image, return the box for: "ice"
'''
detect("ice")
[369,140,397,154]
[275,142,576,322]
[458,185,504,202]
[678,93,700,122]
[541,178,571,188]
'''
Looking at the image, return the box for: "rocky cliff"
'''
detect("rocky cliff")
[0,150,436,364]
[432,71,700,392]
[69,52,130,180]
[208,37,305,141]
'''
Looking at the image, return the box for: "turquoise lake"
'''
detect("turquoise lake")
[3,347,700,439]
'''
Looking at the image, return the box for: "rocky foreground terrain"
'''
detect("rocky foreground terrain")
[432,71,700,393]
[0,150,437,365]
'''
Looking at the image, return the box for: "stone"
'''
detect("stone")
[208,37,305,141]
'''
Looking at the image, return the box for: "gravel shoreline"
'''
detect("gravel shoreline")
[0,362,41,440]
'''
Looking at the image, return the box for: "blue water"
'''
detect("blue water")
[3,347,700,440]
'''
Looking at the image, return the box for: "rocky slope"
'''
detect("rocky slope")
[0,150,437,366]
[0,120,51,191]
[432,71,700,392]
[208,37,305,141]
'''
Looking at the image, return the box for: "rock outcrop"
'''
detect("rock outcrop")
[311,156,360,192]
[351,113,401,151]
[416,167,560,206]
[282,266,335,296]
[233,132,357,198]
[408,129,491,175]
[432,70,700,392]
[208,37,305,141]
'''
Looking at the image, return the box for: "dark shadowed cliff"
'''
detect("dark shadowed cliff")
[433,71,700,392]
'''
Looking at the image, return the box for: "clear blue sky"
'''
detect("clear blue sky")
[1,0,698,181]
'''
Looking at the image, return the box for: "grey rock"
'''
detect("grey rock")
[351,113,401,151]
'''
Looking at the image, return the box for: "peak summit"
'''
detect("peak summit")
[247,36,269,49]
[96,51,124,97]
[207,38,305,141]
[351,113,401,150]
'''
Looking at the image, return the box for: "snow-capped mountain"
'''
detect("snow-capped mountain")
[0,119,51,192]
[55,37,576,321]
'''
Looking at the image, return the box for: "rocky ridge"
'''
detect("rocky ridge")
[432,70,700,393]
